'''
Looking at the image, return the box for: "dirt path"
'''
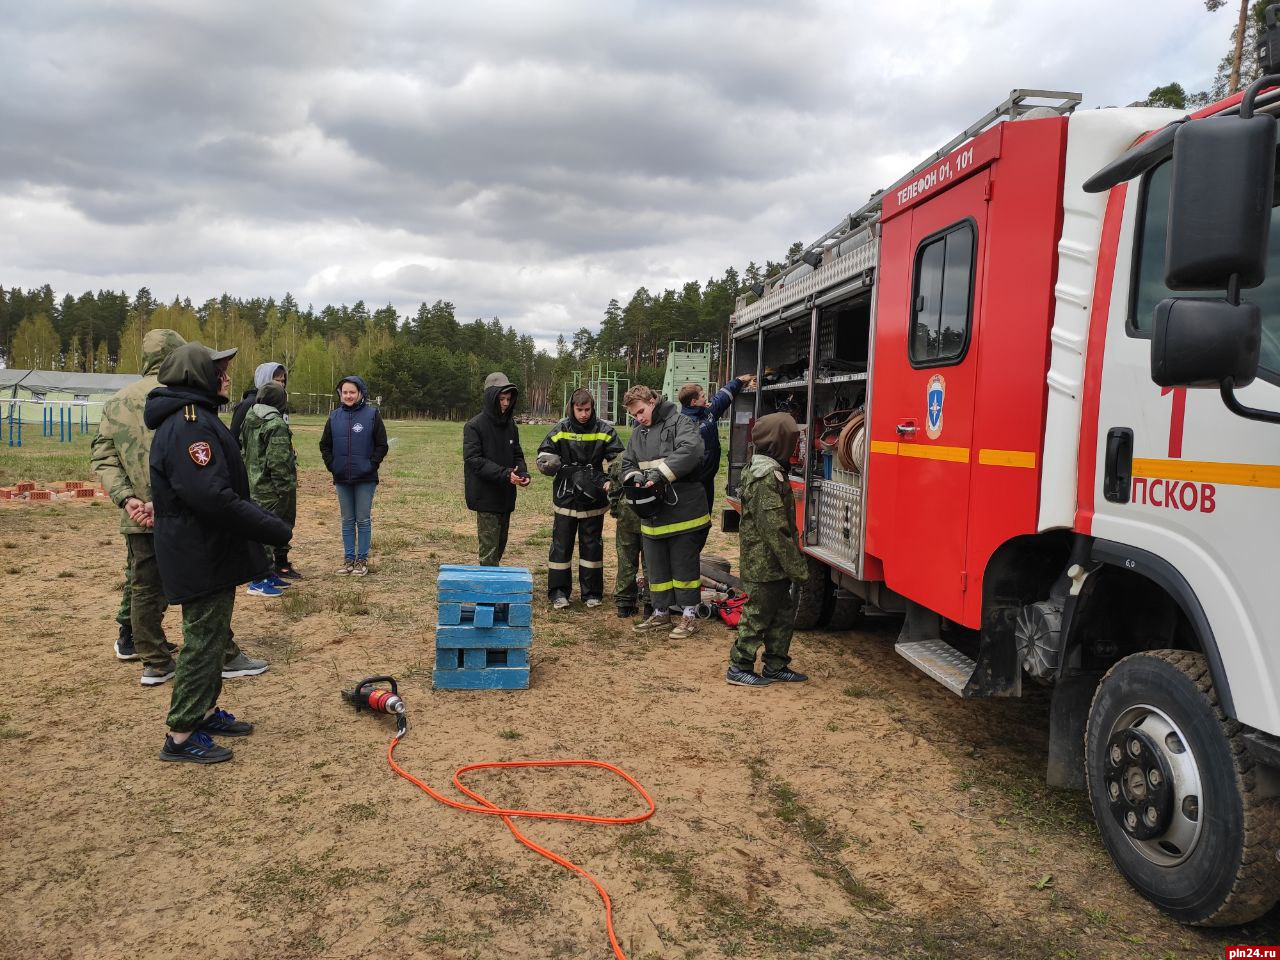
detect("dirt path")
[2,459,1277,959]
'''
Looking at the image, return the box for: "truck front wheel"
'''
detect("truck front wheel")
[1084,650,1279,925]
[792,555,833,631]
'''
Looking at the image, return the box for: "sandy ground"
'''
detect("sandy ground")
[2,434,1279,959]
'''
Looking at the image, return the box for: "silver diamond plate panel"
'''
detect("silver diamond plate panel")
[895,640,977,696]
[735,237,878,328]
[813,479,861,566]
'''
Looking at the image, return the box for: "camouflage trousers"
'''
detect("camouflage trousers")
[613,518,644,607]
[125,534,172,670]
[166,588,235,733]
[116,541,242,665]
[729,579,797,674]
[476,511,511,567]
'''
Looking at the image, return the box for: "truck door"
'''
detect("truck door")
[871,170,989,624]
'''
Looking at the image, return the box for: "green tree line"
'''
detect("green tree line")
[1,249,796,418]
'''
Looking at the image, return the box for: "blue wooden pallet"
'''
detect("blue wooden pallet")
[433,565,533,691]
[435,625,532,648]
[432,667,529,690]
[438,602,532,627]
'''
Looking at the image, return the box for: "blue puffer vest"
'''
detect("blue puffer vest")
[328,402,379,484]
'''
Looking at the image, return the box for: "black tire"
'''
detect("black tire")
[825,594,864,632]
[1085,650,1280,926]
[792,555,833,631]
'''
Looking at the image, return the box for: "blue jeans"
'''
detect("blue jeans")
[335,481,376,560]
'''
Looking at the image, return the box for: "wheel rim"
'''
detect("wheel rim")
[1103,703,1204,867]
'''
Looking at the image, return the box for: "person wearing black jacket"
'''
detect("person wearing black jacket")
[145,342,292,764]
[463,372,530,566]
[319,375,389,576]
[536,388,623,608]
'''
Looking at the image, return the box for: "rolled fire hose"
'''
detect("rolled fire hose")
[836,409,866,474]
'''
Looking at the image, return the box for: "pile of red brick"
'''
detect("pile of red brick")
[0,480,105,502]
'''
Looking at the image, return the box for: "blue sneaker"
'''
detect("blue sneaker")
[159,731,233,764]
[267,573,292,590]
[246,580,283,597]
[197,707,254,737]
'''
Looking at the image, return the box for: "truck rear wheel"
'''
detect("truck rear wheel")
[792,556,833,631]
[1084,650,1279,925]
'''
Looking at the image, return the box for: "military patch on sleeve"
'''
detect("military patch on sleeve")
[188,441,213,467]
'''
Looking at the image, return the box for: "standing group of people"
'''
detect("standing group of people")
[459,369,811,686]
[92,333,391,764]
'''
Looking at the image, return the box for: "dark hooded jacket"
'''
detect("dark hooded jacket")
[737,413,807,584]
[620,397,707,538]
[536,394,623,515]
[319,375,389,484]
[463,372,527,514]
[230,361,287,441]
[681,378,745,487]
[144,343,292,604]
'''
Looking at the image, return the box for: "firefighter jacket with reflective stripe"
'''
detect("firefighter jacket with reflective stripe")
[621,398,708,538]
[538,415,623,515]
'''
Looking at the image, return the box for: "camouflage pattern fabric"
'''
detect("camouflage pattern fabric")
[241,390,297,533]
[116,552,132,628]
[166,588,235,732]
[90,328,187,534]
[127,532,173,670]
[736,454,808,584]
[477,511,511,566]
[728,578,797,673]
[608,458,644,605]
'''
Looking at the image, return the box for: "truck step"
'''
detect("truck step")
[895,639,976,696]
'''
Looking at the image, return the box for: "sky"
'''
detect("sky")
[0,1,1234,349]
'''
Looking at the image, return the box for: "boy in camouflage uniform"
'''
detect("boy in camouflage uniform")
[608,456,644,618]
[240,380,297,595]
[725,412,810,687]
[91,328,186,683]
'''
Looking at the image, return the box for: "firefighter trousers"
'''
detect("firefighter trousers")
[642,529,703,614]
[548,510,605,600]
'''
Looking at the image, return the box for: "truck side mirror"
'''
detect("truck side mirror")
[1165,115,1276,290]
[1150,298,1260,388]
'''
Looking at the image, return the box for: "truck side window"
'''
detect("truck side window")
[909,221,975,367]
[1131,158,1280,382]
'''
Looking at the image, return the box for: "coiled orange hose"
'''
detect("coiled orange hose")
[387,736,656,959]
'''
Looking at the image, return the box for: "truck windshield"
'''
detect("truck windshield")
[1131,158,1280,383]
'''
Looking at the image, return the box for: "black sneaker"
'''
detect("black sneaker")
[275,563,303,581]
[163,640,179,656]
[616,605,637,619]
[761,666,809,683]
[159,731,233,764]
[114,626,138,661]
[726,666,772,687]
[197,707,254,737]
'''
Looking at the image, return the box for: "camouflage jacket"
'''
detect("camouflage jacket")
[737,454,808,584]
[607,456,640,534]
[241,403,297,515]
[89,329,186,534]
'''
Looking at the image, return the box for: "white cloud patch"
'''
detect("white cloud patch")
[0,0,1240,348]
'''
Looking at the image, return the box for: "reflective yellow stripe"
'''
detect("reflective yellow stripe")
[897,443,970,463]
[552,504,608,518]
[640,514,712,537]
[549,431,614,442]
[1133,458,1280,489]
[870,440,898,456]
[649,577,701,591]
[978,448,1036,469]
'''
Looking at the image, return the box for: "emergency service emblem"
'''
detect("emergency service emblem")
[352,422,364,433]
[188,441,213,467]
[925,374,945,440]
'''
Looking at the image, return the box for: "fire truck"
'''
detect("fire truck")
[724,77,1280,925]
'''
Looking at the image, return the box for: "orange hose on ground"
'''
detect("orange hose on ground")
[387,736,656,960]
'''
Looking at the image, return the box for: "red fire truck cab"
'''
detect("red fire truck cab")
[725,87,1280,924]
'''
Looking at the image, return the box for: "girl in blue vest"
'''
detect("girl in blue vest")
[319,376,388,575]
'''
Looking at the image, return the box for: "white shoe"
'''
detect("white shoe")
[584,597,601,608]
[552,595,570,610]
